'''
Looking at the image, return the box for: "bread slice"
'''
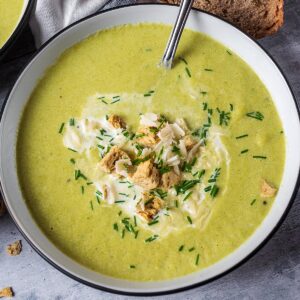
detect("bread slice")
[163,0,284,39]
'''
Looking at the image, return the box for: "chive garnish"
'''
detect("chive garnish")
[101,99,108,104]
[226,50,232,55]
[134,216,137,227]
[175,200,179,208]
[81,186,84,194]
[178,245,185,252]
[236,134,248,139]
[113,223,119,231]
[241,149,249,154]
[69,118,75,126]
[113,95,120,99]
[86,181,93,185]
[145,235,159,243]
[122,229,125,239]
[195,254,200,265]
[75,170,87,180]
[183,191,192,201]
[90,201,94,211]
[187,216,193,224]
[210,185,219,198]
[148,219,159,226]
[58,123,65,134]
[68,148,77,152]
[230,104,234,111]
[130,265,136,269]
[144,93,152,97]
[115,200,126,204]
[179,57,188,65]
[70,158,75,164]
[111,98,120,104]
[185,67,191,77]
[250,199,256,206]
[189,247,195,252]
[175,180,200,195]
[150,189,168,199]
[134,230,139,239]
[204,68,213,71]
[246,111,264,121]
[253,155,267,159]
[118,210,122,216]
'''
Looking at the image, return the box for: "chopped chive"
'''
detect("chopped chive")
[68,148,77,153]
[113,95,120,99]
[241,149,249,154]
[189,247,195,252]
[253,155,267,159]
[148,220,159,226]
[90,201,93,211]
[97,96,105,99]
[134,216,137,227]
[200,91,208,95]
[113,223,119,231]
[175,200,179,208]
[134,230,139,239]
[145,48,152,52]
[96,196,100,204]
[81,186,84,194]
[179,57,188,65]
[86,181,93,185]
[70,158,75,164]
[115,200,126,204]
[236,134,248,139]
[250,199,257,206]
[69,118,75,126]
[185,67,191,77]
[118,210,122,216]
[187,216,193,224]
[178,245,185,252]
[122,229,125,239]
[145,234,159,243]
[58,122,65,134]
[204,68,213,72]
[230,104,234,111]
[144,93,152,97]
[183,191,192,201]
[119,193,129,197]
[130,265,136,269]
[246,111,264,121]
[226,50,232,55]
[210,185,219,198]
[111,98,120,104]
[195,254,200,265]
[101,99,108,104]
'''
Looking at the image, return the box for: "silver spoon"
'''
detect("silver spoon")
[161,0,195,69]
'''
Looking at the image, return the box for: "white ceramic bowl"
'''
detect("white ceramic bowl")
[0,0,36,58]
[1,4,299,296]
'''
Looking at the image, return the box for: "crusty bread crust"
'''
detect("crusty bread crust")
[164,0,284,39]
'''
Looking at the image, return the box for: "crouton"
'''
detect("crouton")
[108,115,126,129]
[161,169,181,189]
[137,192,164,220]
[0,287,13,298]
[184,135,197,151]
[130,159,160,190]
[136,127,159,148]
[261,180,277,198]
[99,146,130,173]
[6,240,22,256]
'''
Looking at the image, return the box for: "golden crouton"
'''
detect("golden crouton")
[108,115,126,129]
[261,180,277,198]
[0,199,6,217]
[137,192,164,220]
[6,240,22,256]
[131,159,160,190]
[99,146,130,173]
[161,169,181,189]
[0,287,13,298]
[136,127,159,148]
[184,135,197,151]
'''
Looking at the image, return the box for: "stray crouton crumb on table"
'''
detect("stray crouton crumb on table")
[0,287,13,298]
[6,240,22,256]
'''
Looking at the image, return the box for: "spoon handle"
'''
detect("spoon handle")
[161,0,194,69]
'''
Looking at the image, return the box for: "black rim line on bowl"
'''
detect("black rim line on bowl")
[0,3,299,297]
[0,0,37,59]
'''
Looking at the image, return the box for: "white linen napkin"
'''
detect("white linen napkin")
[29,0,137,47]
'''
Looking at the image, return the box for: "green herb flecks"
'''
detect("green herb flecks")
[70,158,75,164]
[178,244,185,252]
[69,118,75,126]
[75,169,87,181]
[150,189,168,199]
[246,111,264,121]
[195,254,200,265]
[145,235,159,243]
[130,265,136,269]
[179,56,188,65]
[204,68,213,72]
[250,199,257,206]
[241,149,249,154]
[187,215,193,224]
[189,247,195,252]
[217,107,231,126]
[236,134,249,139]
[183,191,192,201]
[182,157,197,173]
[113,223,119,232]
[226,50,232,55]
[253,155,267,159]
[175,180,200,195]
[185,67,191,77]
[81,186,84,194]
[90,201,94,211]
[58,122,65,134]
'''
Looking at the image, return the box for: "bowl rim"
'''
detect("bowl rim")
[0,0,36,60]
[1,2,299,297]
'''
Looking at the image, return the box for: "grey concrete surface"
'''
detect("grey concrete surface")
[0,0,299,299]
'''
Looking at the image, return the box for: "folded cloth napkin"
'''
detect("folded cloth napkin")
[29,0,137,48]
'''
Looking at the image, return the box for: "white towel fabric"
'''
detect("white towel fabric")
[29,0,136,47]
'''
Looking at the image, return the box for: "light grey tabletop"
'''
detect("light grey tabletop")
[0,1,299,299]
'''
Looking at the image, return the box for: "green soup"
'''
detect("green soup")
[0,0,24,48]
[17,24,285,281]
